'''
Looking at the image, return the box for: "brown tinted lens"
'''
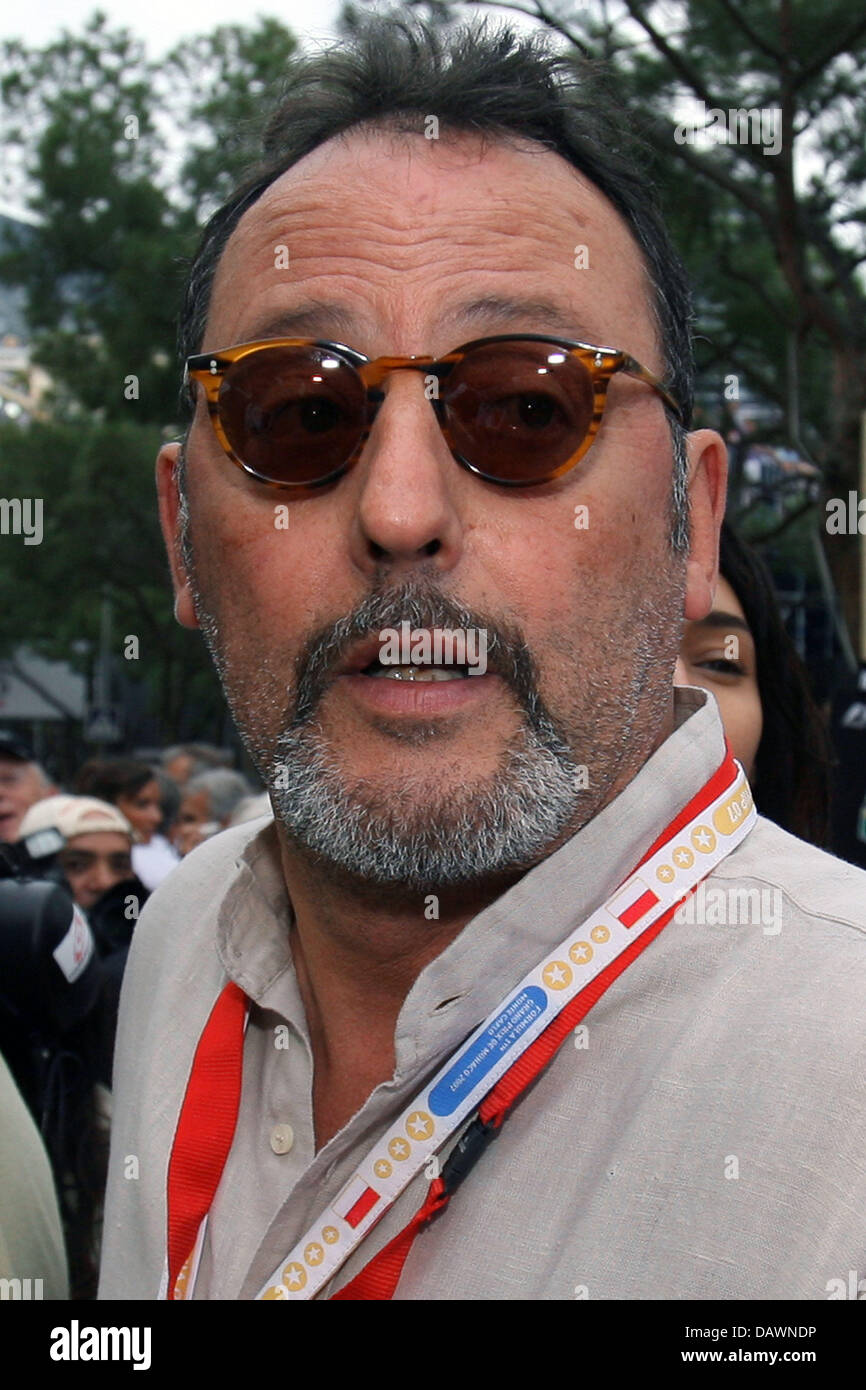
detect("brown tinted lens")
[442,341,595,481]
[218,346,366,483]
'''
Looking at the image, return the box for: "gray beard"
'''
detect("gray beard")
[193,581,593,891]
[265,708,583,893]
[191,575,676,894]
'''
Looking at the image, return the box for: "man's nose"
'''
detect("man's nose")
[88,859,118,895]
[348,373,465,574]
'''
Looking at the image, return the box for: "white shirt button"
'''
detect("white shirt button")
[270,1123,295,1155]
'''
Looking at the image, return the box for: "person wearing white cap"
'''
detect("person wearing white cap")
[18,796,134,914]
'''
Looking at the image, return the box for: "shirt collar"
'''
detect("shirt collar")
[217,685,725,1074]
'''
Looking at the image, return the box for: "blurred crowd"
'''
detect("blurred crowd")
[0,741,270,1298]
[2,741,270,892]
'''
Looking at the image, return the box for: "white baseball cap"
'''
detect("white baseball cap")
[18,794,132,842]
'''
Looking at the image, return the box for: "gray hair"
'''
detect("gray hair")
[185,768,252,824]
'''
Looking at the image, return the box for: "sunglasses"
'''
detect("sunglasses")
[185,333,683,492]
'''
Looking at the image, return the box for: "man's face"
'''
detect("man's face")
[0,757,50,841]
[163,753,193,785]
[172,788,215,856]
[159,128,724,893]
[59,832,134,911]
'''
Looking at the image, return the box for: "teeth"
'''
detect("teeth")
[368,664,467,682]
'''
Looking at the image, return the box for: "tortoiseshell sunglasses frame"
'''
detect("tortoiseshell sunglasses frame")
[184,333,684,492]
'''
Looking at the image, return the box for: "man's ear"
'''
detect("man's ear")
[683,428,728,622]
[156,442,200,630]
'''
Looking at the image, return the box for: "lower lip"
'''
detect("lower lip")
[336,671,500,715]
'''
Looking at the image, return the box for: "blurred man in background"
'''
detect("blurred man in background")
[172,768,253,855]
[0,730,55,843]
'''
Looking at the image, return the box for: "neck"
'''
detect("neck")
[277,693,677,1148]
[277,839,522,1147]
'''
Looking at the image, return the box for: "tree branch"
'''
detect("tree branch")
[638,111,777,233]
[696,340,787,410]
[413,0,591,54]
[712,0,783,64]
[716,249,788,321]
[794,14,866,91]
[619,0,716,107]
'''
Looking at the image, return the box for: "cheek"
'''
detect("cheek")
[190,472,342,641]
[472,446,669,606]
[64,869,89,898]
[186,412,676,701]
[714,685,763,777]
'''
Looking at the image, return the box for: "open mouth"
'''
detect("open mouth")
[360,659,472,682]
[337,631,489,684]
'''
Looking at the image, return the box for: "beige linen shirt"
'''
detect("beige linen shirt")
[0,1053,69,1300]
[99,687,866,1300]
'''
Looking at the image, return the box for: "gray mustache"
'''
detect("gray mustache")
[288,580,543,731]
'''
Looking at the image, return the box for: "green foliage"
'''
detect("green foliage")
[0,11,299,745]
[0,10,297,423]
[164,19,299,220]
[0,13,182,422]
[0,419,224,741]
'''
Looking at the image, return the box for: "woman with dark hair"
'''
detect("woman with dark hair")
[676,521,833,847]
[73,758,179,889]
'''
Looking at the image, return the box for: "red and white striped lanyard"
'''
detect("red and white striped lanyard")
[163,749,755,1301]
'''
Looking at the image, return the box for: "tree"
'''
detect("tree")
[163,19,299,223]
[0,11,299,422]
[0,12,299,753]
[0,418,227,749]
[0,11,184,422]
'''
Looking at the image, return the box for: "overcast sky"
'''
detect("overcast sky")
[0,1,389,219]
[1,0,344,55]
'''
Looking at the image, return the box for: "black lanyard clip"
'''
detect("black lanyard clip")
[439,1115,499,1196]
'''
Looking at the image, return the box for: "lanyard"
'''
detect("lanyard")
[164,750,755,1301]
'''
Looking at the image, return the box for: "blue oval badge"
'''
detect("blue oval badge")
[428,986,548,1117]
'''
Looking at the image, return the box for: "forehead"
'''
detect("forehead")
[0,757,29,778]
[131,779,159,798]
[205,126,658,363]
[713,576,748,624]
